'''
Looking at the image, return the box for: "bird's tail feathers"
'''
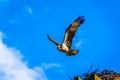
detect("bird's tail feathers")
[71,50,79,55]
[66,50,79,56]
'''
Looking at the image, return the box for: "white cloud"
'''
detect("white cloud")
[24,5,32,14]
[0,32,48,80]
[41,63,61,69]
[74,30,87,48]
[75,39,83,48]
[0,32,4,38]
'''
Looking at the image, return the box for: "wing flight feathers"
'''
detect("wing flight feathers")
[47,34,60,46]
[74,16,85,24]
[63,16,85,48]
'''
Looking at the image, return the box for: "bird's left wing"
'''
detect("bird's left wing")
[47,34,60,46]
[62,16,85,48]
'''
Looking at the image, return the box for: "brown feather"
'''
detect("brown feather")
[47,34,60,46]
[63,16,85,48]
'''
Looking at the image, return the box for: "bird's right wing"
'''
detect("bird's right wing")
[47,34,60,46]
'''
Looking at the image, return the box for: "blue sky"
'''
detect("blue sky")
[0,0,120,80]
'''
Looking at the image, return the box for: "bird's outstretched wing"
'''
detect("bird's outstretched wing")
[63,16,85,48]
[47,34,60,46]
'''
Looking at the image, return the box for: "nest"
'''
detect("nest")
[84,70,120,80]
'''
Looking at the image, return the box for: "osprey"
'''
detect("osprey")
[47,16,85,56]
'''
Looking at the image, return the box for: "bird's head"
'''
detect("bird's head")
[57,45,62,51]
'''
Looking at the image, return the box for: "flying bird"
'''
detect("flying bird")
[47,16,85,56]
